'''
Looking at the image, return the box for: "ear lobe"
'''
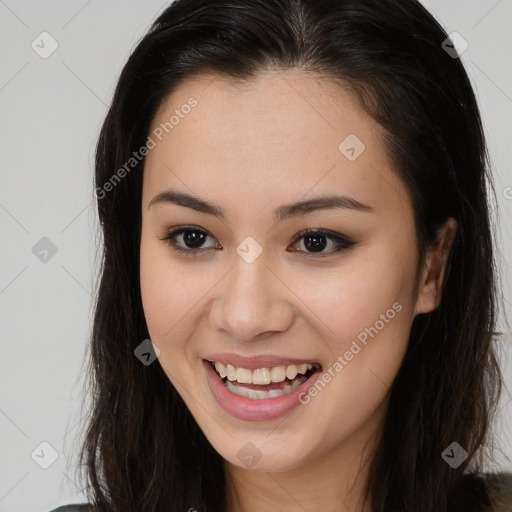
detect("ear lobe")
[414,217,458,316]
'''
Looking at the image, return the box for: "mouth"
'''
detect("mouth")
[206,360,322,400]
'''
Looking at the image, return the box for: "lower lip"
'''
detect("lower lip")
[203,360,322,422]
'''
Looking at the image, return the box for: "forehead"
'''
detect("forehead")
[142,70,413,223]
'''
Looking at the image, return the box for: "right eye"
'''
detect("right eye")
[159,226,221,256]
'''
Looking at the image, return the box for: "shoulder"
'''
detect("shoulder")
[483,472,512,512]
[460,472,512,512]
[48,505,93,512]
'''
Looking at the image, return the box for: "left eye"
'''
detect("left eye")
[159,226,355,257]
[288,229,355,256]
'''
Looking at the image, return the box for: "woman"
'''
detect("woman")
[51,0,512,510]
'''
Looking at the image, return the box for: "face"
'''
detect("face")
[139,70,434,473]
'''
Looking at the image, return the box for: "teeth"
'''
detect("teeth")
[212,361,315,385]
[225,375,307,399]
[297,363,308,374]
[253,368,270,385]
[226,364,236,381]
[214,362,227,378]
[236,367,252,384]
[270,366,286,383]
[286,365,298,380]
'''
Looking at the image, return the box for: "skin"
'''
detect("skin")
[139,70,457,512]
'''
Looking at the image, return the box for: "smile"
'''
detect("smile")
[204,358,322,420]
[209,361,320,399]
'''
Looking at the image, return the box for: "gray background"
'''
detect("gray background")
[1,1,511,510]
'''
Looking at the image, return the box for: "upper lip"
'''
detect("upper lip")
[204,353,322,370]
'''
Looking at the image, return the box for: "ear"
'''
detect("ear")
[414,217,458,316]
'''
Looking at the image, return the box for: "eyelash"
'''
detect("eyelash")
[158,225,355,258]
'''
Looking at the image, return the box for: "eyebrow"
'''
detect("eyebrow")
[148,189,375,221]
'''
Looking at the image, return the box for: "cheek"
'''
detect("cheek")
[140,239,173,337]
[293,246,416,344]
[139,237,210,388]
[288,244,417,416]
[139,234,204,347]
[297,245,416,417]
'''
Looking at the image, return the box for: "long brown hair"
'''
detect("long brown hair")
[76,1,504,510]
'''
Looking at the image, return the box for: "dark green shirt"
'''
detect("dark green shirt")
[49,473,512,511]
[49,506,92,512]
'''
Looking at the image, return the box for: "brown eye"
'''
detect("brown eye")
[181,229,207,248]
[303,232,328,252]
[159,226,355,259]
[288,229,355,257]
[159,226,220,256]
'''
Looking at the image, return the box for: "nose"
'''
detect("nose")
[209,255,294,341]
